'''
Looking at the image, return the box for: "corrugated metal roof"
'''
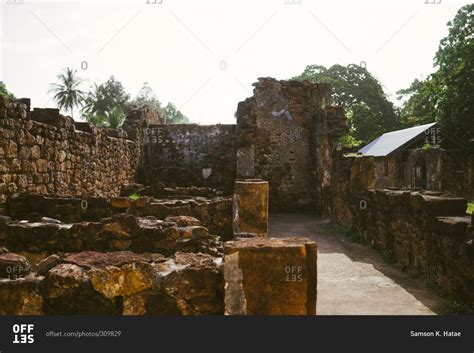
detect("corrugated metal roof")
[358,122,437,157]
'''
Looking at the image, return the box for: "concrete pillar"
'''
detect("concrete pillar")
[233,179,269,238]
[224,237,317,315]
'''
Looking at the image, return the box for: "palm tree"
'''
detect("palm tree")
[48,68,85,118]
[104,106,124,128]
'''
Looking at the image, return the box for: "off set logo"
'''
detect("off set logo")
[12,324,34,344]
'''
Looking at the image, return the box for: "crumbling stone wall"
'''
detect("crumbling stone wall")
[0,96,149,212]
[349,190,472,303]
[235,78,347,212]
[359,148,473,198]
[5,193,233,241]
[138,124,236,191]
[330,152,474,303]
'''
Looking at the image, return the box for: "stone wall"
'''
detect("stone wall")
[363,148,473,198]
[0,96,151,213]
[329,153,473,303]
[5,193,233,241]
[349,189,472,303]
[137,124,236,191]
[235,78,347,212]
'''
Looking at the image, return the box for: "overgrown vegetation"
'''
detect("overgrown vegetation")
[397,4,474,144]
[49,72,189,127]
[0,81,15,99]
[467,201,474,215]
[292,64,400,144]
[129,193,140,201]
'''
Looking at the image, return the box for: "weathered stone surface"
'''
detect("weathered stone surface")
[233,180,268,237]
[165,215,201,227]
[36,254,61,276]
[43,264,88,298]
[89,262,155,299]
[6,193,112,222]
[137,124,236,190]
[5,193,233,241]
[235,78,347,212]
[153,252,224,315]
[0,277,43,315]
[0,214,223,256]
[224,237,317,315]
[110,197,133,209]
[0,96,160,199]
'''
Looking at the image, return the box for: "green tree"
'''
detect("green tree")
[49,68,85,118]
[434,4,474,143]
[396,77,439,127]
[130,82,190,124]
[104,106,125,128]
[293,64,400,143]
[132,82,163,111]
[81,76,130,127]
[0,81,15,98]
[163,102,189,124]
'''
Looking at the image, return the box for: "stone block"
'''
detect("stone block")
[233,179,269,238]
[224,237,317,315]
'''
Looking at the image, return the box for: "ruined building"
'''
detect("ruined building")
[0,77,472,315]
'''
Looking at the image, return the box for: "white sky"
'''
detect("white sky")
[0,0,470,124]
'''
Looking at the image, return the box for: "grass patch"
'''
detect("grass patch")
[129,192,140,201]
[444,301,474,315]
[467,201,474,215]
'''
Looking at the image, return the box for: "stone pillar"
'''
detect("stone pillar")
[224,237,317,315]
[233,179,269,238]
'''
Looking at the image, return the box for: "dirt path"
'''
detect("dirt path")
[269,213,446,315]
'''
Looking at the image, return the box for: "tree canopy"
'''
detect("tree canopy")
[130,82,189,124]
[0,81,15,99]
[81,76,130,127]
[293,64,400,144]
[434,3,474,143]
[397,4,473,144]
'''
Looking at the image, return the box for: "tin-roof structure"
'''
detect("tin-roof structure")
[358,122,437,157]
